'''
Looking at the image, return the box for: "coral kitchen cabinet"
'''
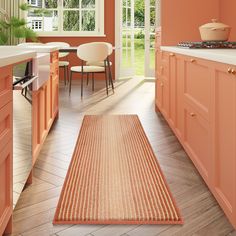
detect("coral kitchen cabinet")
[32,51,59,164]
[155,50,170,119]
[155,47,236,229]
[0,66,13,236]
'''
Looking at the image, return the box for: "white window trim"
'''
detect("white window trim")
[28,0,39,7]
[29,0,105,37]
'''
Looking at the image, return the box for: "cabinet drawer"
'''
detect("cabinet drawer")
[183,57,211,120]
[0,102,13,152]
[183,104,211,181]
[0,141,12,236]
[0,66,12,109]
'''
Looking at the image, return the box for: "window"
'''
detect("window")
[28,0,39,7]
[27,0,104,36]
[32,20,43,30]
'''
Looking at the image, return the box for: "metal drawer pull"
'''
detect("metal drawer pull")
[191,59,196,63]
[169,53,175,57]
[228,68,232,74]
[231,69,236,75]
[190,112,196,117]
[160,83,164,87]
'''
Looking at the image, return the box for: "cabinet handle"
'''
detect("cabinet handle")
[228,68,232,74]
[191,59,196,63]
[190,112,196,117]
[231,69,236,75]
[160,83,164,87]
[169,53,175,57]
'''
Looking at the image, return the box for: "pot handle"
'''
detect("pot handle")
[211,27,226,31]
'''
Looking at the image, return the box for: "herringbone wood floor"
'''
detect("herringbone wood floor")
[10,78,236,236]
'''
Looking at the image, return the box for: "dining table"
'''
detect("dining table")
[59,46,116,53]
[59,47,78,53]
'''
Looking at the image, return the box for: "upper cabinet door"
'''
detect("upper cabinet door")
[212,63,236,224]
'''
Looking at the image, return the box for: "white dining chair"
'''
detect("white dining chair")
[46,42,70,85]
[86,42,114,89]
[69,42,114,97]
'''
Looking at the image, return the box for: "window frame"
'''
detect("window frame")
[28,0,39,7]
[27,0,105,37]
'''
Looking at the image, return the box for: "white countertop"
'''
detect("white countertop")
[0,46,37,67]
[160,46,236,65]
[17,45,58,53]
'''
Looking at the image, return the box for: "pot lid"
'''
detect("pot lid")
[200,19,230,29]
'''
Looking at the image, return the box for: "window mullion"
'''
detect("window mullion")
[59,0,63,33]
[79,0,82,32]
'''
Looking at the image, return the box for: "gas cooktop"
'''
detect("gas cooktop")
[178,41,236,49]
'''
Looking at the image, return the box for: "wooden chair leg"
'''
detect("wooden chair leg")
[92,73,95,91]
[69,71,73,95]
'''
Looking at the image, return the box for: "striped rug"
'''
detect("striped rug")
[53,115,183,225]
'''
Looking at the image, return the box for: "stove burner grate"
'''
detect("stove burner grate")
[178,41,236,49]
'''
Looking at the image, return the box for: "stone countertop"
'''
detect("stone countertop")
[0,46,36,67]
[160,46,236,65]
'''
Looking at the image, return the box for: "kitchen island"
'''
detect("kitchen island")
[0,46,59,235]
[155,45,236,229]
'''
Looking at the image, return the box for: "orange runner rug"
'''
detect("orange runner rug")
[54,115,183,225]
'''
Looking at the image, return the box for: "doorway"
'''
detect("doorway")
[115,0,160,79]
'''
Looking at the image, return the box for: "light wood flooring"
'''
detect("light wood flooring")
[10,77,236,236]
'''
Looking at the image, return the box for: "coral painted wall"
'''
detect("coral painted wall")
[39,0,115,81]
[161,0,220,45]
[219,0,236,40]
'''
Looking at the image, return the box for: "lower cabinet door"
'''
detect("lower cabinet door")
[183,103,211,182]
[39,86,47,141]
[0,141,12,236]
[45,79,52,130]
[51,75,59,119]
[155,79,163,110]
[213,64,236,226]
[161,79,169,119]
[169,55,177,127]
[32,87,46,163]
